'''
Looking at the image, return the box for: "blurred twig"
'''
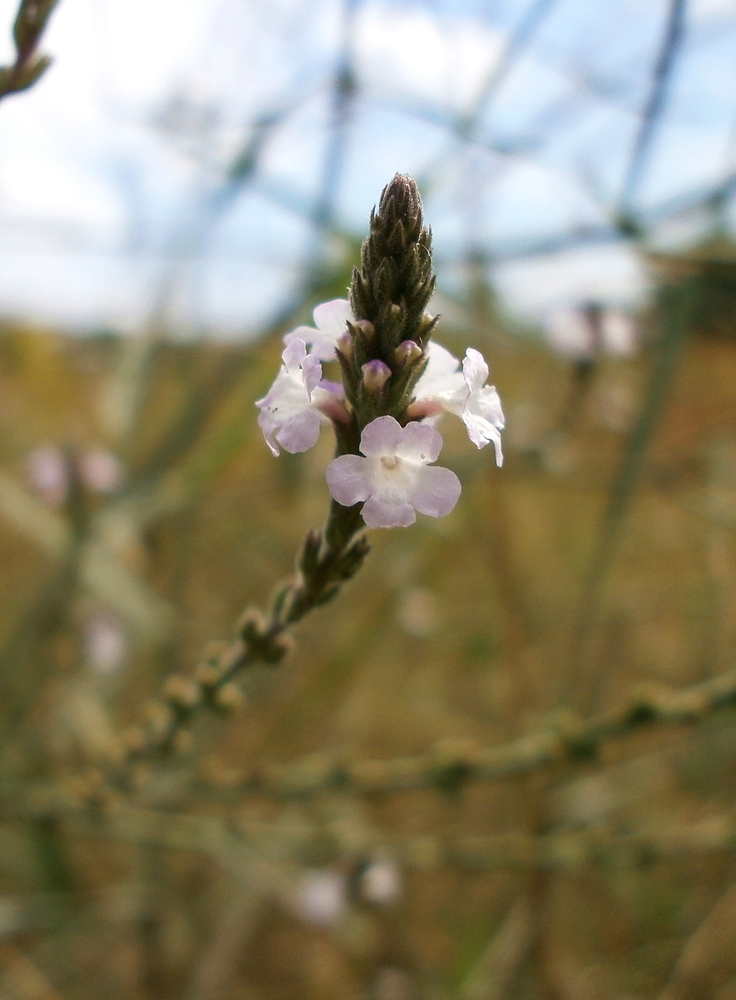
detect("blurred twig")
[657,879,736,1000]
[183,668,736,799]
[458,898,534,1000]
[0,471,175,642]
[567,278,694,708]
[7,795,736,874]
[117,498,368,764]
[617,0,687,223]
[0,944,64,1000]
[0,0,58,102]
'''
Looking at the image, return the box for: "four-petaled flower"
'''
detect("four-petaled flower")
[414,343,505,465]
[326,416,461,529]
[283,299,354,361]
[256,339,332,456]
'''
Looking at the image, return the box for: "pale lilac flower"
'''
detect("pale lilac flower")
[414,341,466,405]
[326,415,460,529]
[295,870,347,926]
[79,449,124,494]
[85,613,127,675]
[256,339,327,456]
[413,343,505,464]
[360,858,402,905]
[283,298,354,361]
[600,308,637,356]
[460,349,505,460]
[545,306,638,359]
[545,308,593,359]
[27,446,69,505]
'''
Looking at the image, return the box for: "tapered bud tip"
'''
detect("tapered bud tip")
[394,340,423,364]
[337,331,353,357]
[417,312,439,339]
[361,359,392,393]
[354,319,375,338]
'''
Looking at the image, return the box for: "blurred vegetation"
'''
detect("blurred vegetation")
[1,236,736,1000]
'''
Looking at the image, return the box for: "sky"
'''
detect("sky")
[1,0,736,338]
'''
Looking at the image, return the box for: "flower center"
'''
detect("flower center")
[380,455,400,471]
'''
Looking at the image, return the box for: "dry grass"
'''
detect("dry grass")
[2,271,736,999]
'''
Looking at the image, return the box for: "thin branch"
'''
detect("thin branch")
[180,668,736,801]
[566,275,694,709]
[0,0,58,102]
[7,796,736,874]
[460,0,560,136]
[618,0,687,218]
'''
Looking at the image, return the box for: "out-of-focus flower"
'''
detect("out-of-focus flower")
[412,344,504,464]
[600,308,638,356]
[84,613,127,675]
[396,587,441,637]
[360,857,402,905]
[27,446,69,506]
[327,416,460,529]
[295,869,347,926]
[79,449,124,494]
[256,339,340,456]
[545,305,638,359]
[283,298,354,361]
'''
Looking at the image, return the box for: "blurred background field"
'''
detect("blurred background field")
[4,0,736,998]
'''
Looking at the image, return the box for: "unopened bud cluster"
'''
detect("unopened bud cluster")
[256,174,505,530]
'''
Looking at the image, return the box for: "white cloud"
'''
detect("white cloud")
[355,2,503,110]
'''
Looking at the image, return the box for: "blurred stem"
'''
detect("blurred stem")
[0,0,58,101]
[566,279,695,709]
[119,487,369,765]
[0,453,88,760]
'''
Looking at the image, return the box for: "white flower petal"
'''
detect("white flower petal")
[277,408,322,454]
[461,348,489,393]
[359,415,405,456]
[302,353,323,396]
[282,337,308,371]
[396,421,442,464]
[256,340,325,455]
[313,298,352,335]
[326,455,372,506]
[462,410,504,462]
[414,342,467,416]
[283,299,354,361]
[362,495,416,528]
[409,465,461,518]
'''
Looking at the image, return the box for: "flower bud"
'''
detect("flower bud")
[361,359,391,394]
[163,674,201,711]
[314,384,351,425]
[416,311,439,340]
[215,682,246,713]
[337,331,353,357]
[353,319,375,339]
[194,662,221,689]
[406,398,444,420]
[394,340,423,364]
[143,701,174,741]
